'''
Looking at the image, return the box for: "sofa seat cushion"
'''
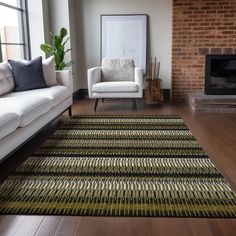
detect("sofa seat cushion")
[93,82,138,93]
[2,86,70,108]
[0,96,51,127]
[0,111,20,139]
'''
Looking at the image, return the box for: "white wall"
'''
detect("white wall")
[48,0,70,36]
[48,0,79,92]
[68,0,80,92]
[74,0,172,89]
[42,0,50,45]
[28,0,79,92]
[48,0,71,64]
[28,0,49,58]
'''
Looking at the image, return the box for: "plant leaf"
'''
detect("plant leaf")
[58,61,66,70]
[64,61,74,68]
[60,28,67,40]
[40,44,53,54]
[64,48,72,54]
[62,37,70,47]
[54,35,62,49]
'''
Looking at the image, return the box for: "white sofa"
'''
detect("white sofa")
[0,68,73,162]
[88,58,143,111]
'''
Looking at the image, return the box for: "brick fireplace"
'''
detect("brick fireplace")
[172,0,236,101]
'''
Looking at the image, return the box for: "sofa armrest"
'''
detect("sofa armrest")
[87,67,101,98]
[135,67,143,90]
[56,70,73,94]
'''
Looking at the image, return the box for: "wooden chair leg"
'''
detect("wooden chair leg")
[68,106,72,117]
[132,99,137,111]
[94,98,99,112]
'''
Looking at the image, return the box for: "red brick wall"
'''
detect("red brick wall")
[172,0,236,101]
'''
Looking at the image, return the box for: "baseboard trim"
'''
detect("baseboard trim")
[73,89,170,101]
[73,89,88,100]
[163,89,170,101]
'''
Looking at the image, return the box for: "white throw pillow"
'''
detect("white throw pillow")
[42,56,57,86]
[0,61,15,96]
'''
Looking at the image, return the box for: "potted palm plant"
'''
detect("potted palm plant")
[40,27,73,70]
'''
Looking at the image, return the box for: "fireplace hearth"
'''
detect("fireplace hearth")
[187,92,236,113]
[205,54,236,95]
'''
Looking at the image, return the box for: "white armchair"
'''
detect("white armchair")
[87,58,143,111]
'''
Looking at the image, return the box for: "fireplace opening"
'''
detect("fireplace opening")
[205,54,236,95]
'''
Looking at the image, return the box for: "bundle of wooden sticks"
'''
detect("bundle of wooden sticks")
[149,57,160,80]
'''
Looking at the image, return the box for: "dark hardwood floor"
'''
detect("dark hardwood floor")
[0,98,236,236]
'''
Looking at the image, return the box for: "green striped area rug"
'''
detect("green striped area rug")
[0,115,236,217]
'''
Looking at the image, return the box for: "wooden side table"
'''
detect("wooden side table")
[145,78,164,104]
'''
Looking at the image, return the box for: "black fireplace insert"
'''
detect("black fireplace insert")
[205,54,236,95]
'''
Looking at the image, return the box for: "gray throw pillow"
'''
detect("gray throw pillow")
[8,56,47,92]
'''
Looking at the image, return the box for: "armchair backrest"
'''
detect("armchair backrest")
[101,58,135,82]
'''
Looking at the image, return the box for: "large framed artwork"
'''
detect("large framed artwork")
[101,14,148,74]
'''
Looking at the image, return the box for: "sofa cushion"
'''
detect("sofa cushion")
[0,62,15,96]
[22,56,57,86]
[0,111,20,139]
[8,56,47,92]
[93,81,138,93]
[101,58,135,82]
[0,96,51,127]
[42,56,57,86]
[3,86,70,108]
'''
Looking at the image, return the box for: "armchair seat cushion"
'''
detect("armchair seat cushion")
[93,81,138,93]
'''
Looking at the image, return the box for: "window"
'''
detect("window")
[0,0,30,61]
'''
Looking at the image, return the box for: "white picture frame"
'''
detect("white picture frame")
[101,14,148,74]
